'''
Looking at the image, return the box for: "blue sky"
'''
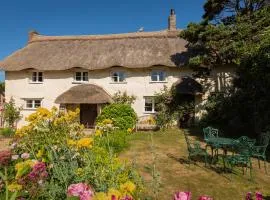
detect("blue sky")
[0,0,205,81]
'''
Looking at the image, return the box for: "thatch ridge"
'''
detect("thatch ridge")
[55,84,113,104]
[0,30,188,71]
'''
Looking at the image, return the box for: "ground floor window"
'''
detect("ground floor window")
[144,97,156,113]
[25,99,42,109]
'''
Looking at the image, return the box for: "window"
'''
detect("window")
[151,71,166,82]
[74,72,88,82]
[111,72,125,83]
[25,99,42,109]
[144,97,156,113]
[31,72,43,83]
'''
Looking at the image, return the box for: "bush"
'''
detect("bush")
[0,127,15,137]
[96,104,137,130]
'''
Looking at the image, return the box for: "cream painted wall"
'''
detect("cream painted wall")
[5,66,235,127]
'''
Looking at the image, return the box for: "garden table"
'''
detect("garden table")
[206,137,237,170]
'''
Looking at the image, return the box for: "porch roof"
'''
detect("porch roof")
[55,84,113,104]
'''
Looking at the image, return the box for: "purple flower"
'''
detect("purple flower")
[67,183,93,200]
[199,196,213,200]
[28,162,48,182]
[256,192,263,200]
[21,153,30,159]
[174,192,191,200]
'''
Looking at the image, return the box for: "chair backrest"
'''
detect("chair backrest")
[259,132,270,146]
[236,136,256,149]
[203,126,219,140]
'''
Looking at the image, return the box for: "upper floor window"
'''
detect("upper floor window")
[151,70,166,82]
[74,72,88,83]
[111,72,125,83]
[25,99,42,109]
[31,72,43,83]
[144,97,157,113]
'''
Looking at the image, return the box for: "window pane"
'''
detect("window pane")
[26,100,33,108]
[34,100,41,108]
[38,72,43,82]
[32,72,37,82]
[151,72,158,82]
[83,72,88,81]
[75,72,81,81]
[159,71,165,81]
[112,72,118,82]
[144,97,154,112]
[118,72,125,82]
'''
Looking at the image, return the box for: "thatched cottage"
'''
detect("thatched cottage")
[0,10,234,128]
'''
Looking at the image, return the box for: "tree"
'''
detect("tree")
[3,97,22,128]
[181,1,270,136]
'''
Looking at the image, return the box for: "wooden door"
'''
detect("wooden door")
[80,104,97,128]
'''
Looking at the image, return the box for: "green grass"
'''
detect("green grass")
[120,128,270,200]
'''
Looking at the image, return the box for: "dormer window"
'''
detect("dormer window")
[74,72,88,83]
[151,70,166,82]
[31,72,43,83]
[111,72,125,83]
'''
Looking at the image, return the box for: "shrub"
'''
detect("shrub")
[96,104,137,130]
[3,97,22,128]
[0,127,15,137]
[112,91,136,105]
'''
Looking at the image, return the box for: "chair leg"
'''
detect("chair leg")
[264,157,267,174]
[258,158,261,169]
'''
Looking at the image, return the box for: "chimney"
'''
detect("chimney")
[168,9,176,31]
[28,30,39,43]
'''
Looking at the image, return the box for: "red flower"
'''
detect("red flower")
[0,150,11,166]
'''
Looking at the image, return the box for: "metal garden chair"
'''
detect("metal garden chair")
[203,126,220,158]
[184,132,208,166]
[251,132,270,173]
[225,139,253,179]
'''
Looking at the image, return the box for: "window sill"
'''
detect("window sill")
[72,81,89,84]
[23,108,39,111]
[143,111,156,114]
[149,81,167,83]
[109,82,127,84]
[29,82,43,84]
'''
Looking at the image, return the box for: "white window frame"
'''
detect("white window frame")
[73,71,89,83]
[30,71,43,83]
[150,70,166,82]
[110,71,126,83]
[144,96,156,113]
[24,99,42,110]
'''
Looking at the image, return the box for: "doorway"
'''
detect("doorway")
[80,104,97,128]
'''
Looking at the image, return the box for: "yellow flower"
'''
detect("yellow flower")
[102,119,113,125]
[7,183,22,192]
[120,181,136,194]
[107,188,122,199]
[93,192,108,200]
[127,128,133,133]
[77,137,93,149]
[67,139,77,146]
[95,129,103,137]
[76,168,84,176]
[36,149,44,158]
[15,160,35,179]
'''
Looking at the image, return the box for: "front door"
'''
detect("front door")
[80,104,97,128]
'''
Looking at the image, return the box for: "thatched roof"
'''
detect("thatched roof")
[55,84,113,104]
[0,30,187,71]
[174,76,203,95]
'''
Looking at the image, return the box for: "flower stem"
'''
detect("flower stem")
[5,167,8,200]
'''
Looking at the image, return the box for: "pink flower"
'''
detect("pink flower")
[21,153,30,159]
[67,183,94,200]
[174,192,191,200]
[246,192,252,200]
[256,192,263,200]
[11,155,19,160]
[199,196,213,200]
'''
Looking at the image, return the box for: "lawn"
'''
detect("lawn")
[120,128,270,200]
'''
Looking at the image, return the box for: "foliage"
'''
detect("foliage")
[154,86,195,129]
[0,128,15,137]
[112,91,136,105]
[0,107,142,199]
[3,98,22,128]
[0,82,4,94]
[96,104,137,130]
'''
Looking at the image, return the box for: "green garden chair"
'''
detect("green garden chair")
[203,126,220,158]
[225,139,253,179]
[251,132,270,173]
[236,136,256,148]
[184,132,208,166]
